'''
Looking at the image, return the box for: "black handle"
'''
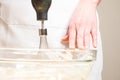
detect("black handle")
[31,0,52,20]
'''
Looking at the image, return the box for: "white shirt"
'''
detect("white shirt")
[0,0,103,80]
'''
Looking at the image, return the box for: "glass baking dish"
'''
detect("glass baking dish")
[0,48,97,80]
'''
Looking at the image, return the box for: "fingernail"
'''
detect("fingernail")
[94,43,97,48]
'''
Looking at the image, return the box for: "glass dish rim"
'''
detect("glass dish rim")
[0,48,97,62]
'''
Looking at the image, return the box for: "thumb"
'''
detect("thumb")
[61,35,69,42]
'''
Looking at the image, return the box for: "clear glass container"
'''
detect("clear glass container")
[0,48,97,80]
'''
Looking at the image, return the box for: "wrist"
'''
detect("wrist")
[80,0,101,7]
[91,0,101,5]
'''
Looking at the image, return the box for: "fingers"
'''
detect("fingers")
[61,24,76,49]
[77,24,84,49]
[77,24,91,49]
[69,24,76,49]
[61,35,69,42]
[91,27,97,48]
[62,24,97,49]
[84,28,90,49]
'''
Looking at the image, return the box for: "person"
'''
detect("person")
[0,0,102,80]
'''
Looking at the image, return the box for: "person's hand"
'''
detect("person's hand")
[62,0,100,49]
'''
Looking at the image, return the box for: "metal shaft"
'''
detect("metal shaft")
[41,20,44,29]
